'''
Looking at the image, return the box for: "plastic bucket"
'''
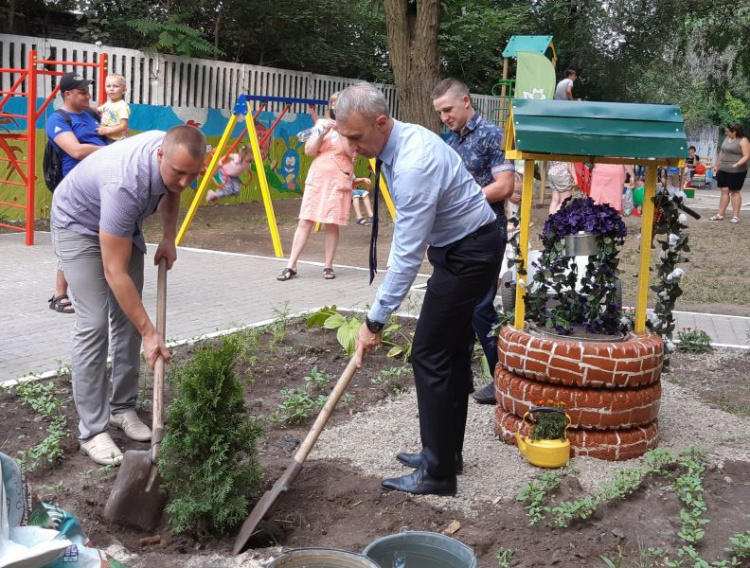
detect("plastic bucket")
[269,548,381,568]
[363,531,477,568]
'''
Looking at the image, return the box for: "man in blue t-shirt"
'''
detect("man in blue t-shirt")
[45,72,106,315]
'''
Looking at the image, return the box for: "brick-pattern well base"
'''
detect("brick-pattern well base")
[495,407,659,461]
[498,326,663,389]
[495,326,663,461]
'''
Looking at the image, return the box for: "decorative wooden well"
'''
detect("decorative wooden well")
[496,99,687,460]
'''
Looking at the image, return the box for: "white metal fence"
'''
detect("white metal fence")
[0,33,503,120]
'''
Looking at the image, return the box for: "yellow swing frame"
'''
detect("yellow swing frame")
[176,95,284,256]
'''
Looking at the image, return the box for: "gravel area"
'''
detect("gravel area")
[313,380,750,515]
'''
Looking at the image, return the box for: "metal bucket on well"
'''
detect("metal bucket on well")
[563,231,599,257]
[269,548,381,568]
[363,531,478,568]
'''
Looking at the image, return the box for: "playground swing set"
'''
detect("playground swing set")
[176,93,396,257]
[0,50,108,245]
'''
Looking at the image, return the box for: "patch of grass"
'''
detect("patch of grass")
[3,380,68,472]
[371,365,411,396]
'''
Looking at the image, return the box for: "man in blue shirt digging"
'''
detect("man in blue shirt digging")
[432,78,515,405]
[339,82,503,496]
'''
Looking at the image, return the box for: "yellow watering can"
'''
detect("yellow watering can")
[516,407,572,469]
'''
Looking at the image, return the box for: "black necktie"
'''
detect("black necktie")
[369,158,383,284]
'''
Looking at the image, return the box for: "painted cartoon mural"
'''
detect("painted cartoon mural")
[0,97,323,219]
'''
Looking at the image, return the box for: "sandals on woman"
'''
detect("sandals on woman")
[49,294,75,314]
[709,214,724,221]
[323,268,336,280]
[356,218,370,226]
[731,216,740,224]
[276,268,297,281]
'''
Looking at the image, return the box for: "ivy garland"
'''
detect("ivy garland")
[524,197,627,335]
[646,193,691,368]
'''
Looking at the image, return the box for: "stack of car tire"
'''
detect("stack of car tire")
[494,325,663,461]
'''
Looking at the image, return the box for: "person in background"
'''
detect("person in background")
[339,82,503,496]
[709,123,750,224]
[554,69,577,101]
[546,161,577,215]
[431,78,514,406]
[206,146,253,202]
[685,145,700,180]
[96,73,130,143]
[589,162,634,213]
[45,72,107,314]
[351,177,374,225]
[277,92,368,281]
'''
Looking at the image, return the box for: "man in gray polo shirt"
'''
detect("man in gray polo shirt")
[51,125,206,466]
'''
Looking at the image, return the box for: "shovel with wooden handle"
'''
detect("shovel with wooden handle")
[233,355,359,554]
[103,259,169,532]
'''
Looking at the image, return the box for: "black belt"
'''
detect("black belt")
[464,221,496,240]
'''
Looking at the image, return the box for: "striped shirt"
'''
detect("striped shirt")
[51,131,168,254]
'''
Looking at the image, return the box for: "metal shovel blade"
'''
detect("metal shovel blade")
[233,356,358,554]
[103,449,168,531]
[103,260,169,532]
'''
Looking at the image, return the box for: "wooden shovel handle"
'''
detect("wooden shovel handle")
[151,259,167,462]
[292,356,358,465]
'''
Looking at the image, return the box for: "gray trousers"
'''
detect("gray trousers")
[51,225,144,440]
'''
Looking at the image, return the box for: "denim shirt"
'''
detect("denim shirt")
[446,111,514,218]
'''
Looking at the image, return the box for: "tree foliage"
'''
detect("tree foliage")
[15,0,748,129]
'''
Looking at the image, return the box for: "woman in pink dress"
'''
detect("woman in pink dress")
[589,162,634,212]
[277,92,365,281]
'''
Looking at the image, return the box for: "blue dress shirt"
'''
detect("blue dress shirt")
[367,120,496,324]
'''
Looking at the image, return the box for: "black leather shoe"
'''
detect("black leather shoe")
[396,452,464,475]
[472,381,496,404]
[381,468,457,496]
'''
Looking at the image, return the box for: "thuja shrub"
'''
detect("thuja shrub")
[159,337,263,535]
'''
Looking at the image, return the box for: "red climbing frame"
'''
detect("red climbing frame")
[0,51,107,245]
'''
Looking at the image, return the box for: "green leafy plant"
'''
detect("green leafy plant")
[676,327,713,353]
[270,388,327,426]
[647,193,692,368]
[159,337,263,536]
[126,16,224,59]
[600,546,623,568]
[5,381,68,472]
[304,366,332,391]
[527,403,568,442]
[381,319,414,361]
[494,546,516,567]
[371,366,412,396]
[306,306,361,356]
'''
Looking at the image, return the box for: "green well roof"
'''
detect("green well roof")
[508,99,688,159]
[502,36,554,58]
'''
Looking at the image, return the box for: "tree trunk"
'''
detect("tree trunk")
[383,0,441,132]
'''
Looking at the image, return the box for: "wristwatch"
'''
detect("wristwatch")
[365,316,385,333]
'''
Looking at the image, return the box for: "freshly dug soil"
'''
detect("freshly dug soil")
[2,317,750,567]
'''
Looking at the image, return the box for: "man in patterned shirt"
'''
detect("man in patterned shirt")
[432,78,515,404]
[51,125,205,466]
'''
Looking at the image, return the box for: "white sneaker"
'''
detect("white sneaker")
[80,432,123,466]
[109,410,152,442]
